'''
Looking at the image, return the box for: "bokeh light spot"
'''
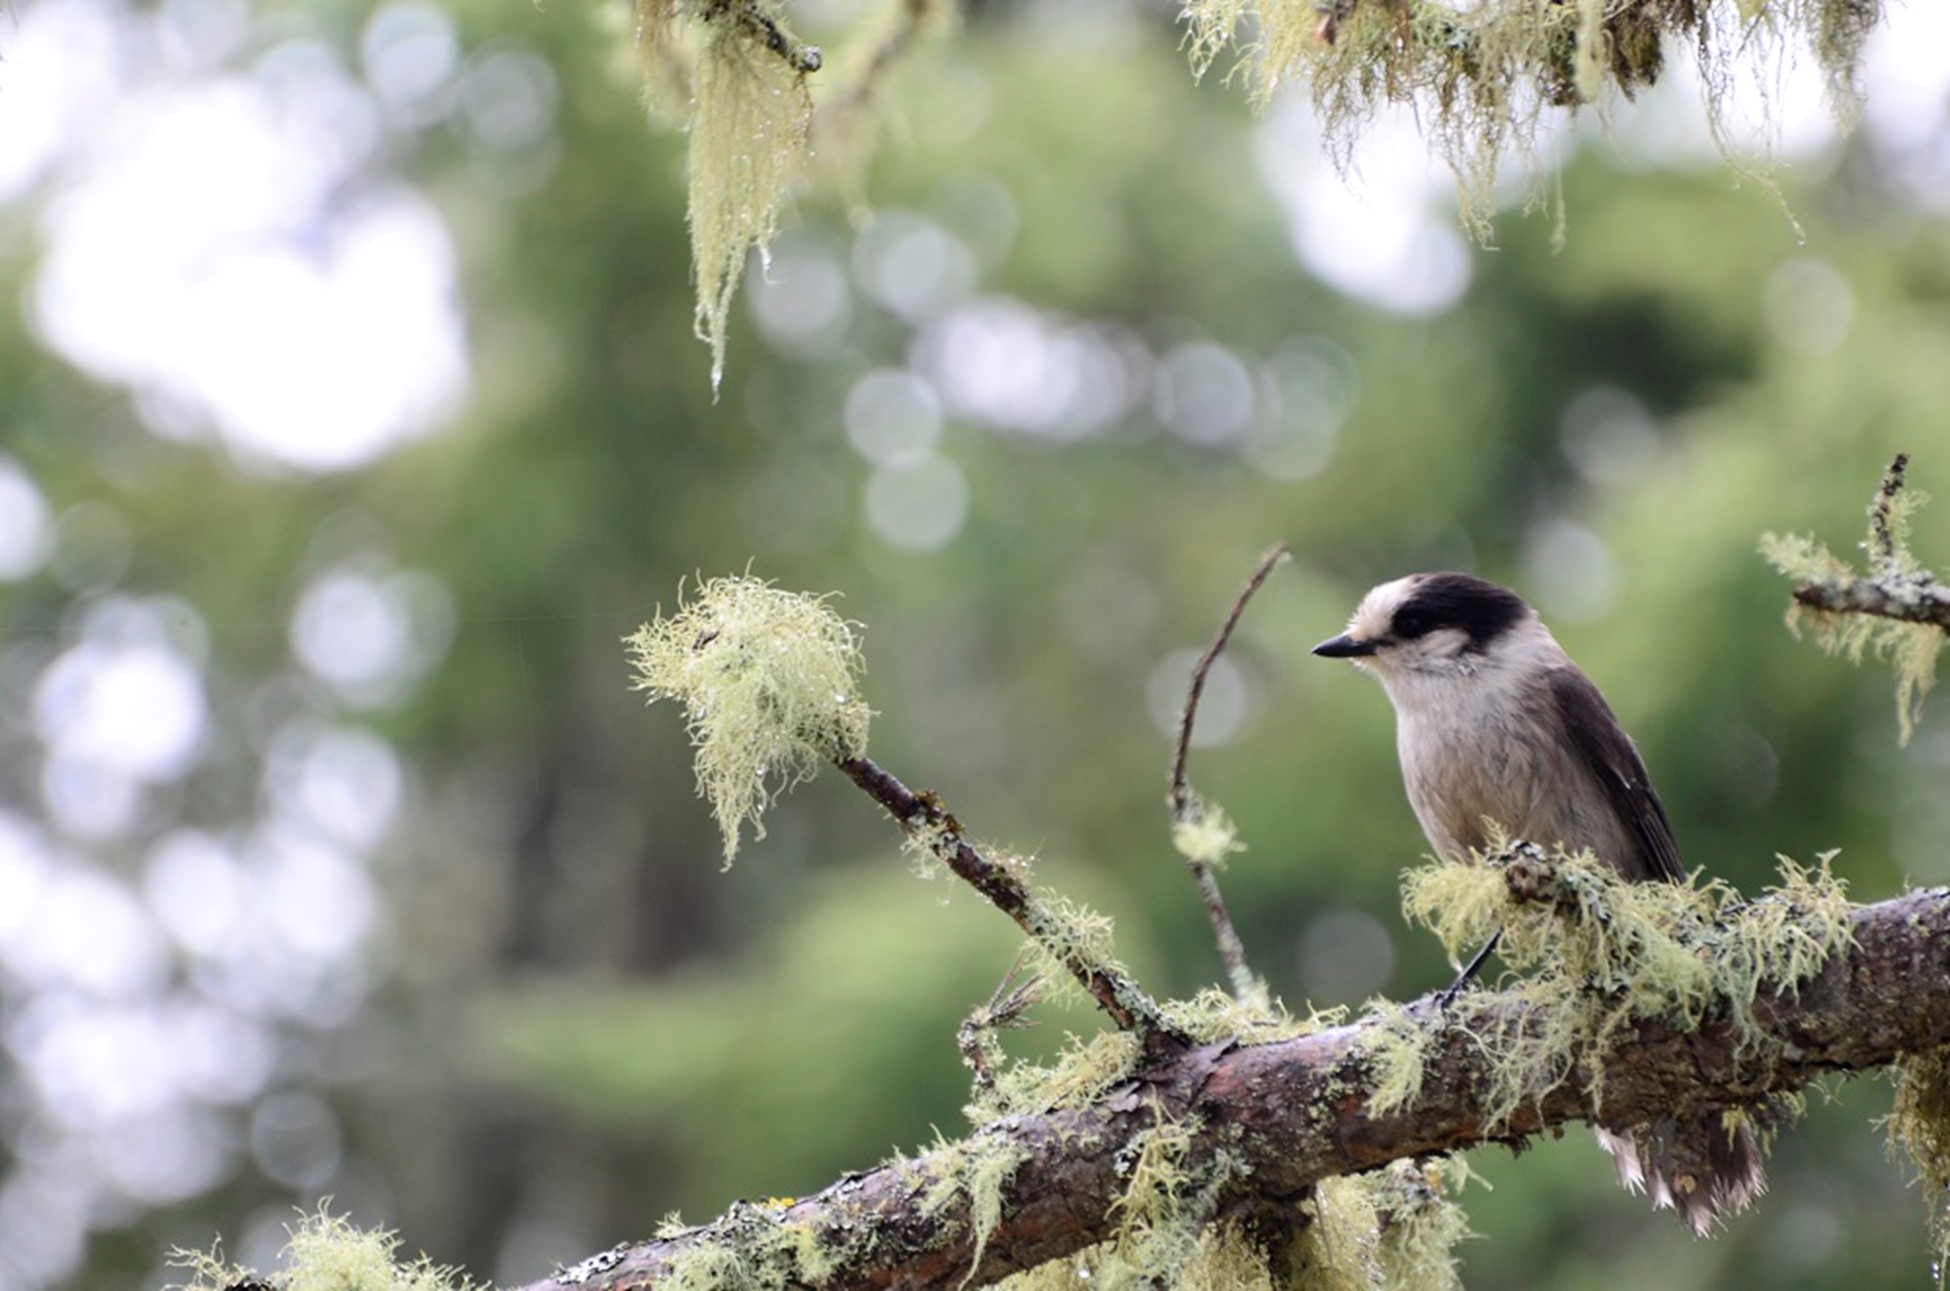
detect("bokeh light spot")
[844,369,943,466]
[864,455,970,551]
[0,459,55,580]
[1146,649,1249,748]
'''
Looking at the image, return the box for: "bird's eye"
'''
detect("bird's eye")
[1393,608,1434,639]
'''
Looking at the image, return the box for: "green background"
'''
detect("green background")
[0,0,1945,1286]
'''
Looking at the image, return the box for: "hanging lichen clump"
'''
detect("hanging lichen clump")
[632,0,822,394]
[629,0,1888,385]
[1183,0,1888,222]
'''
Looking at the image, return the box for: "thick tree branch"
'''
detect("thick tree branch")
[521,885,1950,1291]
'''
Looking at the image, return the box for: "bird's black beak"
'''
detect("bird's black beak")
[1312,633,1377,659]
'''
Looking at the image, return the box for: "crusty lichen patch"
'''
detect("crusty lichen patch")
[627,576,870,863]
[1396,840,1852,1126]
[644,1197,842,1290]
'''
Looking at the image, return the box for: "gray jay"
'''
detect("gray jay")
[1314,570,1763,1235]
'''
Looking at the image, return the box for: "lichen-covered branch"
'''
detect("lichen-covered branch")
[1790,578,1950,630]
[516,885,1950,1291]
[839,755,1177,1040]
[628,579,1174,1039]
[1764,452,1948,742]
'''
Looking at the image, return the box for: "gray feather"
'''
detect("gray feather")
[1545,666,1685,884]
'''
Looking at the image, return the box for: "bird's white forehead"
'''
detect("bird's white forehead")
[1348,575,1419,641]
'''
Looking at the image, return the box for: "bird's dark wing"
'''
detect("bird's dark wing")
[1546,666,1685,884]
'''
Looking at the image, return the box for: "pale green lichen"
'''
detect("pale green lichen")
[813,0,957,200]
[689,13,815,394]
[1373,1157,1476,1291]
[1400,841,1852,1127]
[1888,1048,1950,1287]
[1294,1175,1381,1290]
[1185,0,1886,232]
[900,815,959,881]
[1571,0,1609,105]
[1176,1221,1281,1291]
[918,1133,1034,1288]
[627,576,870,863]
[1763,468,1945,745]
[1764,523,1945,745]
[172,1207,481,1291]
[1364,999,1430,1118]
[1018,889,1128,1010]
[1103,1112,1210,1282]
[1159,986,1344,1048]
[1180,0,1254,84]
[1283,1157,1478,1290]
[1172,799,1247,870]
[968,1027,1143,1125]
[630,0,820,392]
[656,1200,838,1290]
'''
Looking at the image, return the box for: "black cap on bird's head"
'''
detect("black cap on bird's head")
[1312,572,1532,664]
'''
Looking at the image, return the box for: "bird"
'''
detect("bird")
[1312,570,1763,1235]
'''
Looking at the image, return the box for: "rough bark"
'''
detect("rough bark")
[1792,578,1950,630]
[519,885,1950,1291]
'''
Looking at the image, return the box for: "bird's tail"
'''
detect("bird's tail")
[1595,1114,1767,1236]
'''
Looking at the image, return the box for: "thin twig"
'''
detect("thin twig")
[1168,542,1289,1001]
[828,0,935,114]
[837,755,1179,1043]
[1867,452,1911,577]
[957,952,1044,1094]
[1792,452,1950,630]
[1791,578,1950,630]
[701,0,823,72]
[1313,0,1359,46]
[1168,543,1290,812]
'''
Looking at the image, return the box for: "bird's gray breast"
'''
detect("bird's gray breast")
[1391,670,1639,870]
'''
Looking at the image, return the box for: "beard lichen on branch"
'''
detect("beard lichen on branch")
[1388,840,1853,1129]
[1888,1047,1950,1286]
[1182,0,1885,227]
[626,576,870,863]
[632,0,821,394]
[1764,454,1947,745]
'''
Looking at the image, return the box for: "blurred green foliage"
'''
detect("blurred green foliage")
[2,0,1947,1286]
